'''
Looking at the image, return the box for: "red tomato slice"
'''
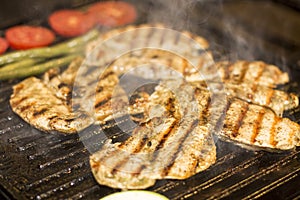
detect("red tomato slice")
[0,37,9,54]
[5,26,55,50]
[88,1,137,27]
[49,10,96,37]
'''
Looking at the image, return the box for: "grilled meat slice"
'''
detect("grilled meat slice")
[84,24,213,81]
[191,81,299,116]
[10,58,152,133]
[218,97,300,150]
[10,77,93,133]
[214,61,289,88]
[43,57,83,105]
[223,82,298,116]
[90,80,217,189]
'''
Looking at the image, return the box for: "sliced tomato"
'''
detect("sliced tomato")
[0,37,9,54]
[49,10,96,37]
[88,1,137,27]
[5,26,55,50]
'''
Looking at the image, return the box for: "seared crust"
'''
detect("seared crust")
[219,97,300,150]
[90,80,217,189]
[10,77,93,133]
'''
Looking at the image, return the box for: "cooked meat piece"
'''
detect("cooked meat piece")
[75,67,149,123]
[214,61,289,88]
[43,57,83,105]
[85,24,213,81]
[223,82,298,116]
[90,80,217,189]
[10,59,151,133]
[191,81,299,116]
[218,97,300,150]
[10,77,93,133]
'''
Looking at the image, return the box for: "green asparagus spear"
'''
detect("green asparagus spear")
[0,29,99,66]
[0,58,45,72]
[0,54,81,80]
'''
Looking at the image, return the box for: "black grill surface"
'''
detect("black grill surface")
[1,0,300,199]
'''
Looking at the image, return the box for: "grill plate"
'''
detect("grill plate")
[1,0,300,199]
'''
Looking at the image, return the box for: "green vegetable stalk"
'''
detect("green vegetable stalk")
[0,54,81,80]
[0,58,45,72]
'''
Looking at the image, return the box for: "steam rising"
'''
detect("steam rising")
[147,0,197,30]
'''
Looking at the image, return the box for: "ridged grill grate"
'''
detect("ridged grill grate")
[1,0,300,199]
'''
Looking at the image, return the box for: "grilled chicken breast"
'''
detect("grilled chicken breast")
[90,80,217,189]
[9,77,93,133]
[10,60,149,133]
[219,97,300,150]
[191,81,298,116]
[214,61,289,88]
[84,24,213,81]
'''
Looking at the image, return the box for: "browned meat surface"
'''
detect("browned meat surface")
[90,80,217,189]
[215,61,289,88]
[191,81,298,116]
[219,97,300,150]
[9,77,93,133]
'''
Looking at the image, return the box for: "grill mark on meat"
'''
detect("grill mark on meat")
[231,101,249,138]
[250,109,266,143]
[224,63,231,80]
[198,93,211,126]
[252,62,266,83]
[134,121,178,175]
[242,63,265,102]
[94,98,110,110]
[265,88,275,106]
[48,115,58,120]
[58,82,68,89]
[154,122,178,153]
[253,63,265,82]
[118,125,145,149]
[32,108,48,117]
[96,86,103,93]
[100,71,115,80]
[238,61,249,84]
[111,134,149,175]
[162,119,199,176]
[19,104,33,112]
[107,90,179,176]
